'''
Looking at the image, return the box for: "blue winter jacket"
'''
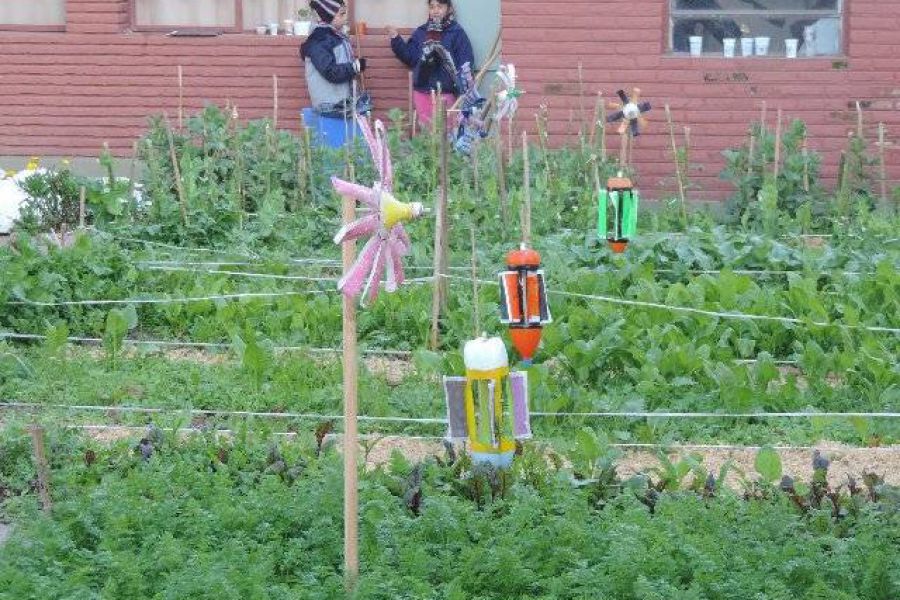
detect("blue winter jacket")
[391,21,475,95]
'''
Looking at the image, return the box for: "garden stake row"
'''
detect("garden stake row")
[664,104,688,228]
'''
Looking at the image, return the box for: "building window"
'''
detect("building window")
[0,1,65,28]
[133,0,325,32]
[670,0,843,57]
[355,0,424,28]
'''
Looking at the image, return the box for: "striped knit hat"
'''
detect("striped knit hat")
[310,0,344,22]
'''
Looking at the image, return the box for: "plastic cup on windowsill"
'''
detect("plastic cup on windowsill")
[755,36,770,56]
[256,25,267,35]
[723,38,736,58]
[268,22,279,36]
[741,37,754,56]
[689,36,703,57]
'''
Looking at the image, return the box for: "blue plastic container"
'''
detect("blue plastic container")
[301,108,361,149]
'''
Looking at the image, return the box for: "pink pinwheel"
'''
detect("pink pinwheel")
[332,116,425,305]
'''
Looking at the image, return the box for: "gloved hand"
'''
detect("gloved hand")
[356,58,368,73]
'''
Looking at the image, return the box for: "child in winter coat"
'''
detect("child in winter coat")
[388,0,474,126]
[300,0,370,118]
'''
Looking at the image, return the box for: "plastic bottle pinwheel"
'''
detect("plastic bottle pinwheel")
[606,88,651,137]
[332,116,425,305]
[454,62,489,155]
[494,64,523,122]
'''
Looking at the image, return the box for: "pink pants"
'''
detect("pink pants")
[413,91,457,128]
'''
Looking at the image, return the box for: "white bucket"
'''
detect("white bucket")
[723,38,736,58]
[785,38,799,58]
[741,37,754,56]
[755,36,770,56]
[689,36,703,57]
[293,20,311,36]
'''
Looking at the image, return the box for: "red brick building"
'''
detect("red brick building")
[1,1,897,200]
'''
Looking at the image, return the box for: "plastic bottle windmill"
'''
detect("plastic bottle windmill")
[495,64,523,121]
[332,116,426,304]
[443,336,532,469]
[499,246,551,365]
[599,87,652,253]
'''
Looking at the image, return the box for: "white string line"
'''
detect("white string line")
[6,291,328,307]
[142,265,340,282]
[137,259,473,272]
[0,402,444,423]
[653,268,875,277]
[3,402,899,422]
[442,275,900,335]
[0,333,414,357]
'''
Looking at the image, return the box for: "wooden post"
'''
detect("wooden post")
[522,131,532,245]
[273,74,279,130]
[177,65,184,129]
[78,186,86,229]
[878,122,887,206]
[599,95,607,162]
[773,109,783,179]
[665,104,687,225]
[855,100,864,140]
[28,425,52,513]
[429,95,449,350]
[760,100,767,133]
[747,130,756,179]
[507,116,514,167]
[577,61,587,138]
[470,227,480,338]
[589,92,603,148]
[341,182,359,592]
[164,114,189,226]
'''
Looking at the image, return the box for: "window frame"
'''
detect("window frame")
[667,0,845,57]
[130,0,244,33]
[0,1,66,32]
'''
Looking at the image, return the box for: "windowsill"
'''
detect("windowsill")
[663,52,846,61]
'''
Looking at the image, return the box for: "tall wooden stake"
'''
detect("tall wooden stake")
[589,92,603,148]
[802,135,810,193]
[522,131,532,245]
[878,122,887,207]
[665,104,687,225]
[429,95,449,350]
[28,425,52,513]
[164,113,189,226]
[408,71,415,138]
[78,186,86,229]
[273,74,279,130]
[855,101,864,140]
[341,168,359,592]
[470,227,480,338]
[177,65,184,129]
[495,127,509,225]
[774,109,783,179]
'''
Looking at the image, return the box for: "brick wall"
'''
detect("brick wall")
[1,0,898,200]
[503,0,900,199]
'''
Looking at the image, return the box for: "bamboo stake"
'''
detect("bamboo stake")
[619,131,628,169]
[747,130,756,179]
[577,61,587,138]
[128,140,138,204]
[774,108,783,179]
[496,128,509,225]
[507,116,514,167]
[177,65,184,129]
[340,170,358,592]
[78,186,86,229]
[429,95,449,350]
[470,227,480,338]
[273,74,279,130]
[665,104,687,224]
[878,122,887,206]
[600,95,607,162]
[522,131,532,245]
[472,141,480,196]
[760,100,767,133]
[164,114,189,226]
[802,135,810,193]
[855,100,864,140]
[28,425,52,513]
[412,110,418,137]
[408,71,414,138]
[589,92,603,148]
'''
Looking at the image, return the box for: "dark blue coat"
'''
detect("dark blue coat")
[391,21,475,94]
[300,25,357,85]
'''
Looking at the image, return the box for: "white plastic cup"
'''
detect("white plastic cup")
[689,36,703,57]
[785,38,799,58]
[293,21,311,36]
[755,36,770,56]
[741,37,754,56]
[723,38,736,58]
[283,20,294,35]
[268,22,279,35]
[255,25,267,35]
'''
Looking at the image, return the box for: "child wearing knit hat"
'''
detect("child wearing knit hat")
[388,0,474,127]
[300,0,370,117]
